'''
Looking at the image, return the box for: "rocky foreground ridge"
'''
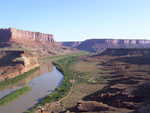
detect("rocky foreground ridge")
[0,28,54,43]
[62,39,150,52]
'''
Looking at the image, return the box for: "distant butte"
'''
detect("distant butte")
[62,39,150,52]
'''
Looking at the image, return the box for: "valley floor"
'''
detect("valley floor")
[34,50,150,113]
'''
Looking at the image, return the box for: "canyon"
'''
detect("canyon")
[0,28,77,82]
[41,48,150,113]
[1,27,150,113]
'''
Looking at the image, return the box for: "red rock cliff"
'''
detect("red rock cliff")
[0,28,54,43]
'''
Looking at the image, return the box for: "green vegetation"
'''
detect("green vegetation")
[25,50,150,113]
[40,51,89,63]
[40,52,89,104]
[0,86,31,105]
[25,52,88,113]
[40,56,77,104]
[0,67,39,90]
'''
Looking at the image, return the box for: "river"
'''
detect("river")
[0,66,63,113]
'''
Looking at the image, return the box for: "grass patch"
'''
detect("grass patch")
[0,67,39,90]
[40,51,89,63]
[0,86,31,105]
[41,56,77,103]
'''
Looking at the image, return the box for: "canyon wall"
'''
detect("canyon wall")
[100,48,150,56]
[64,39,150,52]
[0,28,54,43]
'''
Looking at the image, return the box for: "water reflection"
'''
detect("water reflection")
[0,63,63,113]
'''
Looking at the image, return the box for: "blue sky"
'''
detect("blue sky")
[0,0,150,41]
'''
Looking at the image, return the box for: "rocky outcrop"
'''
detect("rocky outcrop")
[76,101,111,112]
[21,52,39,72]
[0,50,39,81]
[0,28,54,43]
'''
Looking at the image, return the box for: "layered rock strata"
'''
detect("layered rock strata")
[64,39,150,52]
[0,28,54,43]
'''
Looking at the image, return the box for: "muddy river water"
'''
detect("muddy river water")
[0,66,63,113]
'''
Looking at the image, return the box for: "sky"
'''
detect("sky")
[0,0,150,41]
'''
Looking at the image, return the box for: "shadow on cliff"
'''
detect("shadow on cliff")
[81,82,150,111]
[111,56,150,65]
[0,51,24,67]
[0,42,11,48]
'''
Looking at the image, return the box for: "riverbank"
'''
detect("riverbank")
[25,52,88,113]
[0,66,63,113]
[27,52,114,113]
[0,67,39,90]
[37,49,150,113]
[0,86,31,105]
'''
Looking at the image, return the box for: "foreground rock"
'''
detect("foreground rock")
[76,100,112,112]
[0,50,39,81]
